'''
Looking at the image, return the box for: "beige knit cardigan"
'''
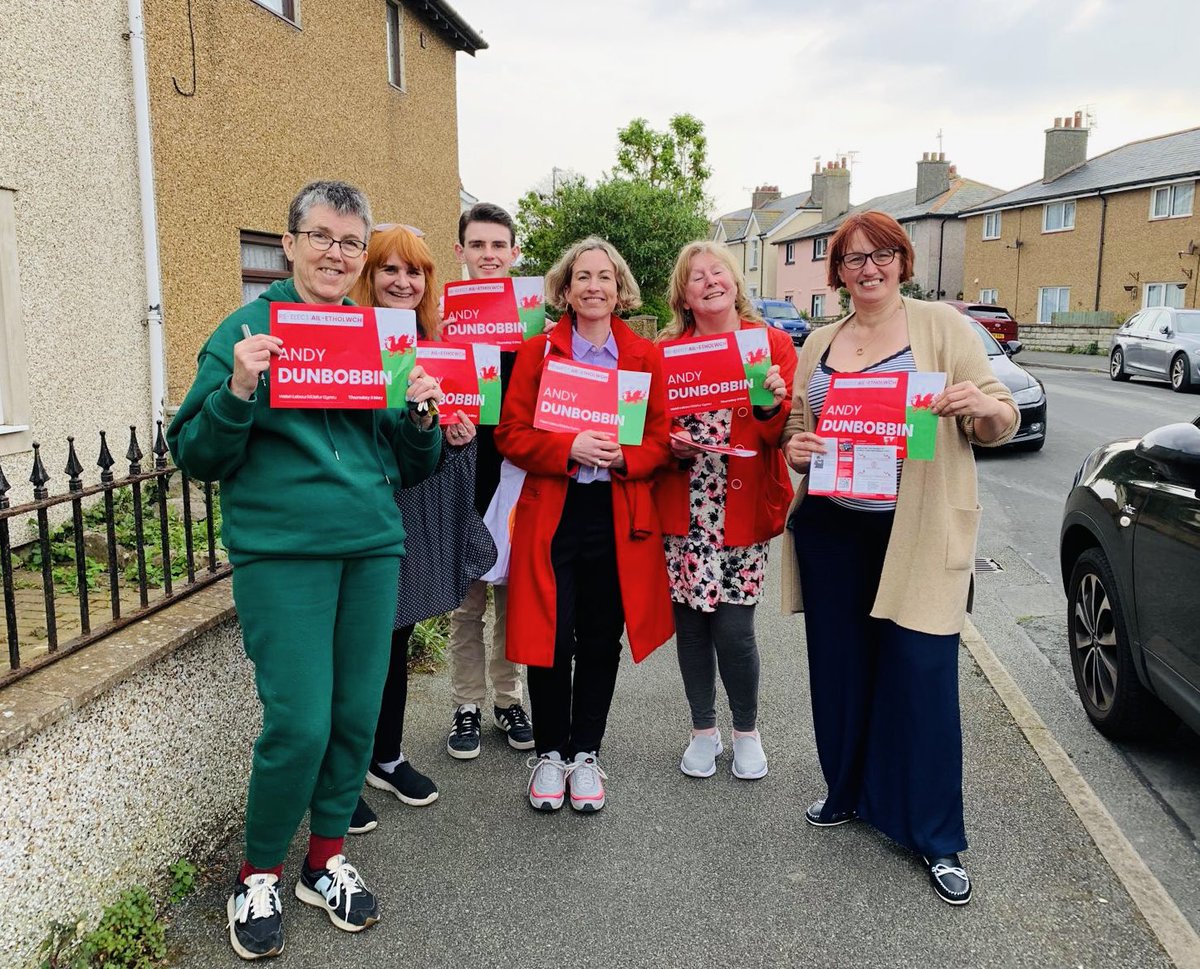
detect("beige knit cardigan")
[779,297,1019,635]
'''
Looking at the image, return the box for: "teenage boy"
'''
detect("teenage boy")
[445,203,535,759]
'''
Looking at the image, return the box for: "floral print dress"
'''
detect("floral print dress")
[663,409,769,612]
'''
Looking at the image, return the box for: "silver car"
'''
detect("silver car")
[1109,306,1200,392]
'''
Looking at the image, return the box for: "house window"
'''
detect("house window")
[904,222,916,241]
[1038,286,1070,322]
[386,1,405,90]
[813,237,828,260]
[811,293,826,317]
[748,285,758,299]
[748,239,759,270]
[784,241,795,265]
[1150,181,1194,220]
[1042,200,1075,233]
[980,288,998,304]
[784,292,794,303]
[240,231,291,305]
[251,0,297,23]
[1145,282,1186,309]
[0,189,32,454]
[983,212,1001,240]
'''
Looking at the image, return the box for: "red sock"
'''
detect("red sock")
[239,860,284,883]
[307,834,344,871]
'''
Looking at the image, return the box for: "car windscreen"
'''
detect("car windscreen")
[967,307,1014,321]
[761,303,802,321]
[1175,311,1200,334]
[968,319,1003,356]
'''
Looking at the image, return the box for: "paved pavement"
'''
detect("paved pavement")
[1016,349,1108,374]
[169,538,1183,969]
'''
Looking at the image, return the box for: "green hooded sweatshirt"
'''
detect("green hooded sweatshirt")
[166,278,441,565]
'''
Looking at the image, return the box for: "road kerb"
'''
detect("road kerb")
[961,619,1200,969]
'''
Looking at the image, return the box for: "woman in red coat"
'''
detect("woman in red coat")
[495,236,673,814]
[654,241,796,781]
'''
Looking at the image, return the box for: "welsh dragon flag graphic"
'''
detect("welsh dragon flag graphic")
[733,328,775,406]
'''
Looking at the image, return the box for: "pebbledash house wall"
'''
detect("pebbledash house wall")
[0,0,154,500]
[143,0,469,404]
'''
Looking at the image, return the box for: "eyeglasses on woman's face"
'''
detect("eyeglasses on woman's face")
[840,247,898,270]
[295,229,367,258]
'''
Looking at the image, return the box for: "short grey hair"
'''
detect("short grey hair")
[287,180,373,237]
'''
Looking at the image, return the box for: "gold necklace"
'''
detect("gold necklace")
[849,303,902,356]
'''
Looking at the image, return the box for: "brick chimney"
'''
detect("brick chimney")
[915,151,951,205]
[810,158,825,206]
[821,158,850,223]
[1044,111,1088,183]
[751,184,781,210]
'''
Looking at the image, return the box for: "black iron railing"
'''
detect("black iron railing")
[0,422,231,688]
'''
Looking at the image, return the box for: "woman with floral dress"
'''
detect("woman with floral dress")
[654,242,797,780]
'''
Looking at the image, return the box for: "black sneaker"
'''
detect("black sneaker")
[294,854,380,932]
[804,798,857,827]
[367,759,439,806]
[447,704,482,759]
[226,872,284,960]
[347,796,377,835]
[494,703,535,750]
[924,854,972,906]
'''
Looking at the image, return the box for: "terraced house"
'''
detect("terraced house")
[960,117,1200,322]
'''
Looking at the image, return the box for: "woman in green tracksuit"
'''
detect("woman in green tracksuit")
[167,181,442,962]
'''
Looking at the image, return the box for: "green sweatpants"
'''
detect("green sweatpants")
[233,555,401,868]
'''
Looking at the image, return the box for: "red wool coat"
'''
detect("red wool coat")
[654,323,798,545]
[495,315,674,668]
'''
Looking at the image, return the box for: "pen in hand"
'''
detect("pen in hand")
[240,324,267,388]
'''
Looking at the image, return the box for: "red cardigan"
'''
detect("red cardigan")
[654,322,798,546]
[494,315,674,668]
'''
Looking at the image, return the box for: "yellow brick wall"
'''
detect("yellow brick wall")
[144,0,466,402]
[963,184,1200,322]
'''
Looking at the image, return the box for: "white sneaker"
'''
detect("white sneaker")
[566,751,607,812]
[731,732,768,780]
[527,752,567,811]
[680,730,723,778]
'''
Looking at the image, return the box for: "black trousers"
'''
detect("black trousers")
[792,496,967,857]
[528,481,625,758]
[372,624,414,764]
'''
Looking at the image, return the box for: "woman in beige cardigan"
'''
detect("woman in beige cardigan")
[781,211,1017,906]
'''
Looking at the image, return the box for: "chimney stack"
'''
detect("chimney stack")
[915,151,951,204]
[751,184,782,210]
[1044,114,1089,182]
[821,162,850,222]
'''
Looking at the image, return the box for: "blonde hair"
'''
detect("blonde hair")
[350,225,442,339]
[544,236,642,315]
[659,241,762,341]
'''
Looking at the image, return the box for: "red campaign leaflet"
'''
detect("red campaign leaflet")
[269,303,417,409]
[415,342,502,425]
[442,276,546,348]
[659,334,754,417]
[807,371,946,499]
[532,358,651,446]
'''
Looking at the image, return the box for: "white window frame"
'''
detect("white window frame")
[904,222,916,241]
[982,212,1001,240]
[0,189,32,455]
[1038,286,1070,323]
[386,1,406,91]
[811,293,826,317]
[813,237,828,260]
[979,288,998,304]
[748,285,758,299]
[1144,282,1186,309]
[748,239,759,271]
[1042,199,1075,233]
[784,241,795,265]
[250,0,298,24]
[1150,181,1194,220]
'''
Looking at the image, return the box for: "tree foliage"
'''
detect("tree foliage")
[516,114,713,324]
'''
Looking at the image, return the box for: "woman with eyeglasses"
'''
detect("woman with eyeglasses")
[344,225,496,832]
[780,210,1018,907]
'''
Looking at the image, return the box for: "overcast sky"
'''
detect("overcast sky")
[448,0,1196,220]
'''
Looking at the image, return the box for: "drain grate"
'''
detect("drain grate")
[975,556,1004,573]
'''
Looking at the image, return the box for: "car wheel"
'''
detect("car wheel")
[1067,548,1174,739]
[1109,348,1130,381]
[1170,353,1192,392]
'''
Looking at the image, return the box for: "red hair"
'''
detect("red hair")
[350,225,442,339]
[825,211,914,290]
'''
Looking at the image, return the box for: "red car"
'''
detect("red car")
[941,301,1019,343]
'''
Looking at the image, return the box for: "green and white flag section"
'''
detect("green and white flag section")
[415,342,502,425]
[269,303,418,409]
[533,358,651,446]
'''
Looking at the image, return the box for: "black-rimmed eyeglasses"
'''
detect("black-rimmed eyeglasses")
[840,247,899,270]
[295,230,367,258]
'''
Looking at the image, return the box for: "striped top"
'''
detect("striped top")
[807,347,916,512]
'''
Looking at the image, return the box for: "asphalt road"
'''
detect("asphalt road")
[970,358,1200,937]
